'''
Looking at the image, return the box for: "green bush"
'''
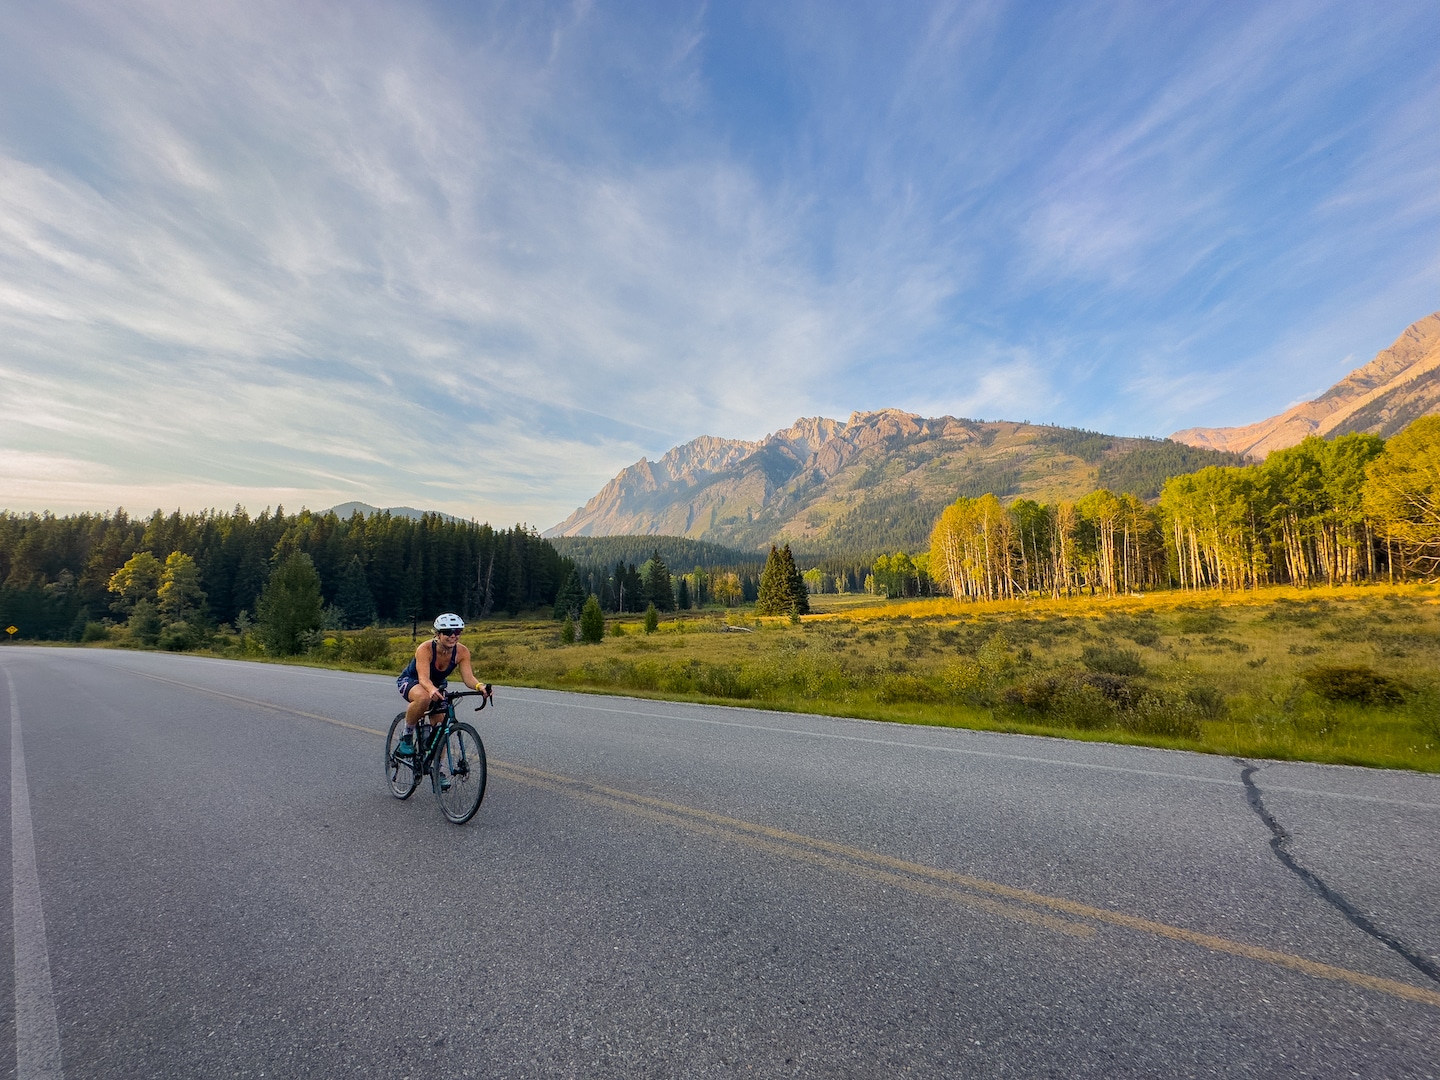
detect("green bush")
[127,600,162,646]
[1301,665,1410,705]
[875,673,941,703]
[158,620,203,652]
[1124,693,1201,739]
[1081,645,1145,676]
[1185,685,1228,719]
[644,603,659,634]
[80,622,109,643]
[579,595,605,644]
[1176,610,1231,633]
[559,615,576,644]
[345,626,392,665]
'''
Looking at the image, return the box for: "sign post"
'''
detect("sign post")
[5,625,17,641]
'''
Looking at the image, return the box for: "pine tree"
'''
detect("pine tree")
[781,544,810,615]
[641,549,675,611]
[335,555,377,628]
[579,594,605,643]
[755,546,788,615]
[256,551,324,655]
[676,576,690,610]
[552,567,586,620]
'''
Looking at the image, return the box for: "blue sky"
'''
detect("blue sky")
[1,0,1436,528]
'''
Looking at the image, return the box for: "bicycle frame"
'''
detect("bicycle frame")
[416,689,490,789]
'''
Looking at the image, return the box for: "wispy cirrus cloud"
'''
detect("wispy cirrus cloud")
[0,0,1436,524]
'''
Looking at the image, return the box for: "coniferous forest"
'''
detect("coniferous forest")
[0,506,568,641]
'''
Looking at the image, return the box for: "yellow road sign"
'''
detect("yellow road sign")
[5,626,17,636]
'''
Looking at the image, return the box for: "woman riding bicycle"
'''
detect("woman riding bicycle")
[395,613,487,758]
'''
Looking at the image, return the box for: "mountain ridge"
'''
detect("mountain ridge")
[546,411,1242,553]
[1171,311,1440,459]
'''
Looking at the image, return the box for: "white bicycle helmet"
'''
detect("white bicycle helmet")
[433,612,465,632]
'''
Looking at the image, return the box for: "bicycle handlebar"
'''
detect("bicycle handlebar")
[446,684,494,710]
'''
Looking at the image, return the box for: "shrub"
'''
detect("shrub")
[1301,665,1410,705]
[81,622,110,643]
[560,615,576,644]
[1176,610,1231,633]
[644,603,659,634]
[345,626,392,665]
[1185,685,1228,720]
[1080,645,1145,677]
[1051,681,1116,730]
[127,600,162,646]
[158,621,206,652]
[941,657,984,695]
[1124,693,1201,740]
[875,674,941,704]
[579,595,605,644]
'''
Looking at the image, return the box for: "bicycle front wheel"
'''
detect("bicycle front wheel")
[385,713,420,800]
[433,722,487,823]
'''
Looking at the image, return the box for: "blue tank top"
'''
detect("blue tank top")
[399,639,460,686]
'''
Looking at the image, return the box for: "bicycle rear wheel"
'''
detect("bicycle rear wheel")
[433,722,487,823]
[385,713,420,800]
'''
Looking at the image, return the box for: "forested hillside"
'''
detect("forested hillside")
[0,506,569,640]
[549,410,1244,556]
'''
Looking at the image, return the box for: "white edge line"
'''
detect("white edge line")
[7,664,65,1079]
[498,688,1440,812]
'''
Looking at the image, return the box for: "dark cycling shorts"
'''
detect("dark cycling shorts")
[397,677,446,700]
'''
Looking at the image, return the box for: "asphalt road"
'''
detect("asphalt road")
[4,646,1439,1078]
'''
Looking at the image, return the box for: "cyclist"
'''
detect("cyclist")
[395,613,487,760]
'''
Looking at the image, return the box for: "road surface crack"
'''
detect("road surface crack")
[1237,759,1440,987]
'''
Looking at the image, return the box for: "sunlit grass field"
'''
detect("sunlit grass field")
[255,582,1440,773]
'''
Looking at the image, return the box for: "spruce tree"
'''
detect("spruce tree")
[755,546,787,615]
[335,555,377,628]
[552,567,586,621]
[579,594,605,643]
[641,549,675,611]
[256,551,324,655]
[781,544,810,615]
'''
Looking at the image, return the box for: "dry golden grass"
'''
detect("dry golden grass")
[239,583,1440,772]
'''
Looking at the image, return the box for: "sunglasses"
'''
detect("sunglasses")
[438,629,461,637]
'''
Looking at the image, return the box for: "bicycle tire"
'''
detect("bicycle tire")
[433,721,487,823]
[385,713,420,800]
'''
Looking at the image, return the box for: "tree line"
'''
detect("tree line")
[924,419,1440,599]
[0,506,570,641]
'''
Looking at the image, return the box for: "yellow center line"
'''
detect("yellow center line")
[126,668,1440,1009]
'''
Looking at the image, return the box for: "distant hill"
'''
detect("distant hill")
[326,501,458,522]
[548,535,761,572]
[546,411,1244,554]
[1172,310,1440,459]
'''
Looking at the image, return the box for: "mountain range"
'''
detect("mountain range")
[1171,311,1440,458]
[545,413,1243,553]
[547,310,1439,553]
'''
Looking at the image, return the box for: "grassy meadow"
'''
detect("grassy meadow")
[239,583,1440,772]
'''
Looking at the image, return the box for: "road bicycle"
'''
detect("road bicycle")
[384,687,491,823]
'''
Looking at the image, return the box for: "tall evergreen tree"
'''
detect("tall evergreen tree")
[641,549,675,611]
[781,543,810,615]
[756,546,788,615]
[553,567,586,620]
[335,555,377,628]
[256,551,324,655]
